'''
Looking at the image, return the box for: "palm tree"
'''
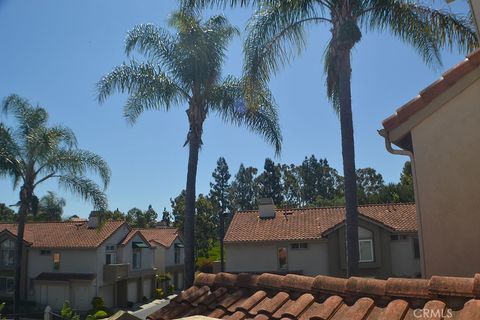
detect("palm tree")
[186,0,478,276]
[37,191,67,221]
[96,9,282,286]
[0,94,110,316]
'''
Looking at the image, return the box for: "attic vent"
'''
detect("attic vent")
[258,198,275,219]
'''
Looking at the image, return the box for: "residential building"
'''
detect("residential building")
[147,272,480,320]
[0,212,157,310]
[134,228,185,290]
[381,49,480,278]
[224,202,420,279]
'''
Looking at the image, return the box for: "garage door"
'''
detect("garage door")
[47,285,68,310]
[72,284,91,311]
[143,278,151,299]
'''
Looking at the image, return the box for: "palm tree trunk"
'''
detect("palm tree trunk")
[338,49,359,277]
[14,187,30,319]
[184,131,200,288]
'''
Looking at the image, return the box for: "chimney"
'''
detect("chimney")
[258,198,275,219]
[88,211,101,228]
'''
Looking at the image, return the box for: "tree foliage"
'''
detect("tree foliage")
[126,205,158,228]
[36,191,66,221]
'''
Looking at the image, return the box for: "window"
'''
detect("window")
[106,245,116,251]
[174,245,181,264]
[291,243,308,250]
[0,239,15,267]
[359,239,374,262]
[106,253,116,265]
[53,253,60,270]
[0,277,14,294]
[277,247,288,270]
[390,235,407,241]
[413,238,420,259]
[40,250,51,255]
[132,249,141,269]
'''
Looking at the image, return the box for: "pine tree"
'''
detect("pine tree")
[257,158,283,204]
[230,164,258,211]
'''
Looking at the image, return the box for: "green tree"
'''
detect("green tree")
[230,164,259,211]
[195,194,217,259]
[171,190,186,230]
[96,8,282,286]
[190,0,477,276]
[126,206,156,228]
[36,191,66,221]
[209,157,231,271]
[280,164,301,207]
[103,208,125,221]
[0,94,110,315]
[356,168,385,204]
[256,158,283,204]
[161,207,172,226]
[0,203,16,222]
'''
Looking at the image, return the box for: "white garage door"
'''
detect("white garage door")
[143,278,151,299]
[47,285,68,310]
[127,280,137,303]
[72,284,91,311]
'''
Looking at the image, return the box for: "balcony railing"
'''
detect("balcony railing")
[103,263,157,283]
[103,263,129,283]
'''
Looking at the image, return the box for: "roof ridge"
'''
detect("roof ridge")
[195,272,480,302]
[236,202,415,214]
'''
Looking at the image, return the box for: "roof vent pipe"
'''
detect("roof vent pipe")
[258,198,275,219]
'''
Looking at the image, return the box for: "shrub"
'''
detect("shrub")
[155,288,164,299]
[61,301,73,319]
[142,296,148,303]
[91,296,105,311]
[156,273,172,282]
[127,301,134,308]
[93,310,108,319]
[167,284,175,295]
[198,259,213,273]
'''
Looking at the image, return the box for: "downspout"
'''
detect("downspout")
[378,129,427,278]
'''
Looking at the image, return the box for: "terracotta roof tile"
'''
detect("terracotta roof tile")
[148,272,480,320]
[383,49,480,132]
[225,203,416,243]
[0,220,125,248]
[133,227,179,247]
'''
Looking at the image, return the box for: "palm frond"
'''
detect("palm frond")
[125,24,176,71]
[209,76,282,154]
[39,149,111,189]
[243,0,326,96]
[361,0,478,67]
[2,94,48,136]
[58,175,108,210]
[0,123,23,182]
[96,61,187,122]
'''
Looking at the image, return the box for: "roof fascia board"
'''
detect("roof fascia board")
[389,66,480,144]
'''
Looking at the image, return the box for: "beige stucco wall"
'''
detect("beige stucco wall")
[225,240,329,276]
[410,75,480,277]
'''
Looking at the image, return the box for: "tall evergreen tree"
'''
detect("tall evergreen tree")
[37,191,66,221]
[209,157,231,271]
[256,158,283,204]
[280,164,301,207]
[356,168,385,204]
[230,164,258,211]
[161,207,172,226]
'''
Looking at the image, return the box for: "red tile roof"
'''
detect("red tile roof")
[136,228,180,248]
[225,203,416,243]
[148,272,480,320]
[383,49,480,132]
[0,220,126,248]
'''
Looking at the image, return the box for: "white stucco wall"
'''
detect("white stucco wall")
[225,240,328,276]
[165,238,184,267]
[390,236,421,278]
[120,234,155,272]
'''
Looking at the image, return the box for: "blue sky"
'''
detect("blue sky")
[0,0,472,218]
